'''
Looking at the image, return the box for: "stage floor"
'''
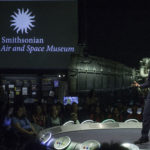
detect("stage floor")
[53,128,149,150]
[40,122,149,150]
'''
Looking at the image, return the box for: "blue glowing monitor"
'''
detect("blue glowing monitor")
[54,80,59,88]
[63,96,78,105]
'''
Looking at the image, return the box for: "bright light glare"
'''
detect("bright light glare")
[121,143,139,150]
[40,132,52,145]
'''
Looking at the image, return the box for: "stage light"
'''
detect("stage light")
[46,138,55,147]
[81,120,94,124]
[40,132,52,145]
[121,143,139,150]
[80,140,101,150]
[58,74,61,78]
[63,120,74,126]
[54,136,71,150]
[124,119,139,123]
[101,119,116,123]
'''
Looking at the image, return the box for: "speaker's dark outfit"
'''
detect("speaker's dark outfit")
[140,71,150,138]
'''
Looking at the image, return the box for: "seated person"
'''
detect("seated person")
[12,105,37,139]
[0,102,15,149]
[71,112,80,124]
[2,104,13,130]
[32,104,46,130]
[90,105,104,122]
[127,105,142,121]
[46,105,61,127]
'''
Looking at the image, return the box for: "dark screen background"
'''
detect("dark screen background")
[0,0,78,69]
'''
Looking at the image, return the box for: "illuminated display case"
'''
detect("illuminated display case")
[1,74,40,102]
[0,74,66,103]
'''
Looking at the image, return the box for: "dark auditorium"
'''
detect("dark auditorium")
[0,0,150,150]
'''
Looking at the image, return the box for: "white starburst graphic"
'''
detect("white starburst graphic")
[10,8,35,34]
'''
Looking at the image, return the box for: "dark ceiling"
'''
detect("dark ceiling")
[80,0,150,68]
